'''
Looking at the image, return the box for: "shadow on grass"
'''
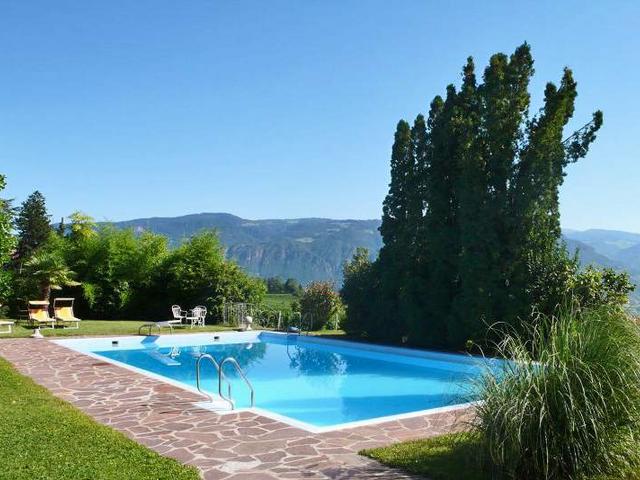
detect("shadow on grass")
[361,433,487,480]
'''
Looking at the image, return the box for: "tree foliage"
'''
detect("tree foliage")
[342,44,630,349]
[341,247,376,335]
[67,219,168,318]
[161,231,266,319]
[24,234,78,301]
[300,281,341,330]
[6,197,266,320]
[15,191,51,262]
[264,276,304,296]
[0,175,15,304]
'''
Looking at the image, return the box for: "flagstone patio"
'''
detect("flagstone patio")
[0,337,473,479]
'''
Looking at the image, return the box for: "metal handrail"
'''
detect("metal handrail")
[139,323,160,336]
[220,357,255,408]
[138,322,174,336]
[195,354,233,409]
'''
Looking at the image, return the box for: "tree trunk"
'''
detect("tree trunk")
[41,283,51,302]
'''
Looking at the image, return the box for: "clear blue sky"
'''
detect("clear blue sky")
[1,0,638,232]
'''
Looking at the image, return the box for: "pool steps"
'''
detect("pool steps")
[195,353,255,410]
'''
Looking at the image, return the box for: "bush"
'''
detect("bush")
[300,281,341,330]
[341,248,377,335]
[475,306,640,479]
[570,266,635,310]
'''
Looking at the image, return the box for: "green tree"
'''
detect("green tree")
[68,222,168,319]
[421,88,459,346]
[265,277,286,293]
[343,43,608,349]
[284,278,304,296]
[0,175,15,304]
[300,281,341,330]
[15,191,51,263]
[24,235,79,301]
[512,69,603,322]
[570,267,635,310]
[67,211,96,242]
[161,231,265,320]
[341,248,376,335]
[376,120,415,340]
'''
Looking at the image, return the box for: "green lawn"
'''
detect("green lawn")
[0,319,235,339]
[363,433,640,480]
[362,433,484,480]
[262,293,297,310]
[0,318,345,340]
[0,356,200,480]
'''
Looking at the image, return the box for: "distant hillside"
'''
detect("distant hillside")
[109,214,639,311]
[111,213,382,285]
[563,230,640,311]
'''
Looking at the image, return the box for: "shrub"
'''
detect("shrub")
[300,281,341,330]
[475,306,640,479]
[341,248,376,335]
[570,266,635,310]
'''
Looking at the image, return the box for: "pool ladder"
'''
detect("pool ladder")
[195,354,255,410]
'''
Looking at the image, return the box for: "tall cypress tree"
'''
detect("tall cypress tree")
[377,120,414,340]
[15,190,51,262]
[511,69,602,318]
[481,44,535,325]
[422,87,460,346]
[342,43,604,349]
[449,57,492,346]
[402,115,430,338]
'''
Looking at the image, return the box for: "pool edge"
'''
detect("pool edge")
[52,331,480,433]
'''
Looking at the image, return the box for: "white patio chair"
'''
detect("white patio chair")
[185,306,205,328]
[195,305,207,326]
[170,305,187,327]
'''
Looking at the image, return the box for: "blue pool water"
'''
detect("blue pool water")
[59,332,503,429]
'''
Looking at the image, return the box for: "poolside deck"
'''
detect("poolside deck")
[0,338,472,479]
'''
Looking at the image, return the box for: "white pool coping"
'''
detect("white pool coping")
[53,330,481,433]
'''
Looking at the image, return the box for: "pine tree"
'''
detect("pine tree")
[15,191,51,262]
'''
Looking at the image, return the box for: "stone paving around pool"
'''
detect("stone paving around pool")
[0,338,473,479]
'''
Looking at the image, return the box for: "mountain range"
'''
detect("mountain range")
[112,213,383,285]
[111,213,640,310]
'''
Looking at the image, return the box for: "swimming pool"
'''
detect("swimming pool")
[55,331,503,431]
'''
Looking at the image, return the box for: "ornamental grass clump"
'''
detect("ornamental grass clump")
[475,306,640,479]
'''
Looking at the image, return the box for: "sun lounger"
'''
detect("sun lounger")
[0,320,14,334]
[28,301,55,329]
[53,298,81,329]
